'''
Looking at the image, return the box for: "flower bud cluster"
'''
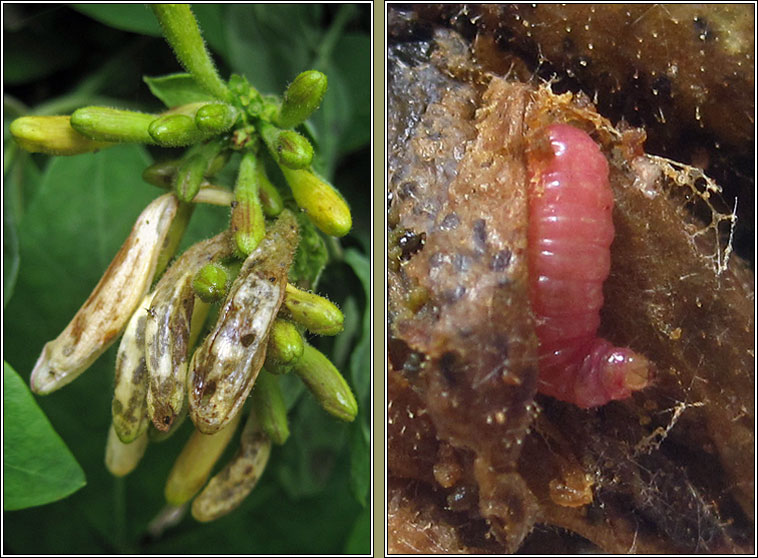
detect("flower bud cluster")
[12,3,359,528]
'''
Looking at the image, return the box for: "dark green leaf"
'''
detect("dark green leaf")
[143,73,216,109]
[349,418,370,507]
[71,4,162,36]
[343,504,371,554]
[3,362,86,510]
[345,248,370,401]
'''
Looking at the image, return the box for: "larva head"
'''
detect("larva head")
[600,347,651,401]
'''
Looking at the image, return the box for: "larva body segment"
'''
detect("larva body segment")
[527,123,650,408]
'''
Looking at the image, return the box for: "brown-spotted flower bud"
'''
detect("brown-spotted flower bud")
[251,370,290,445]
[275,70,328,129]
[145,232,232,432]
[188,211,299,434]
[31,194,180,395]
[231,151,266,256]
[105,424,148,478]
[283,283,344,335]
[191,410,272,522]
[70,107,157,144]
[164,412,242,506]
[193,262,229,303]
[293,343,357,423]
[278,167,352,237]
[10,115,115,155]
[112,291,154,444]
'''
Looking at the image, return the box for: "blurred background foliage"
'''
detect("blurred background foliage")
[3,4,371,554]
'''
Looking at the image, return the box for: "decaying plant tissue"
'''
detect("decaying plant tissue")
[387,4,754,554]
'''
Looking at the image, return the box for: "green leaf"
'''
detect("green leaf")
[3,362,86,510]
[349,418,370,507]
[143,73,216,108]
[345,248,370,401]
[343,505,371,554]
[71,4,162,36]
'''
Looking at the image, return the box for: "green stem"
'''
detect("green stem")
[311,4,357,70]
[113,476,127,553]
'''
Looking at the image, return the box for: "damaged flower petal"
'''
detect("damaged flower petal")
[145,232,232,432]
[188,210,299,434]
[112,291,155,443]
[191,409,272,522]
[31,193,180,395]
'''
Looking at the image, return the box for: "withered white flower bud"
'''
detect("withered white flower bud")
[31,194,180,395]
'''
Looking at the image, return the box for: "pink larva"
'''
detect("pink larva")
[527,123,650,408]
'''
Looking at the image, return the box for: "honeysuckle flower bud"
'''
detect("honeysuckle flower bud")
[149,114,212,147]
[10,115,115,155]
[174,138,226,201]
[260,122,313,170]
[264,319,304,373]
[275,70,328,129]
[105,424,148,477]
[251,370,290,445]
[151,4,232,103]
[70,107,157,144]
[192,262,229,303]
[174,152,207,201]
[278,166,352,237]
[145,232,232,432]
[255,159,284,217]
[112,291,155,443]
[283,283,344,335]
[31,194,180,395]
[195,103,238,133]
[191,410,272,522]
[188,211,299,434]
[231,151,266,256]
[293,343,357,422]
[143,159,181,189]
[164,411,242,506]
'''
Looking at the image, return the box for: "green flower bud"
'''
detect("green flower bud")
[231,151,266,256]
[193,263,229,303]
[259,122,313,170]
[255,159,284,217]
[151,4,232,102]
[265,319,304,372]
[283,283,344,336]
[149,113,210,147]
[10,115,115,155]
[276,130,313,170]
[174,153,206,202]
[252,370,290,445]
[279,167,352,237]
[70,107,157,144]
[195,103,238,133]
[142,159,181,189]
[293,343,357,422]
[164,412,242,506]
[275,70,328,129]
